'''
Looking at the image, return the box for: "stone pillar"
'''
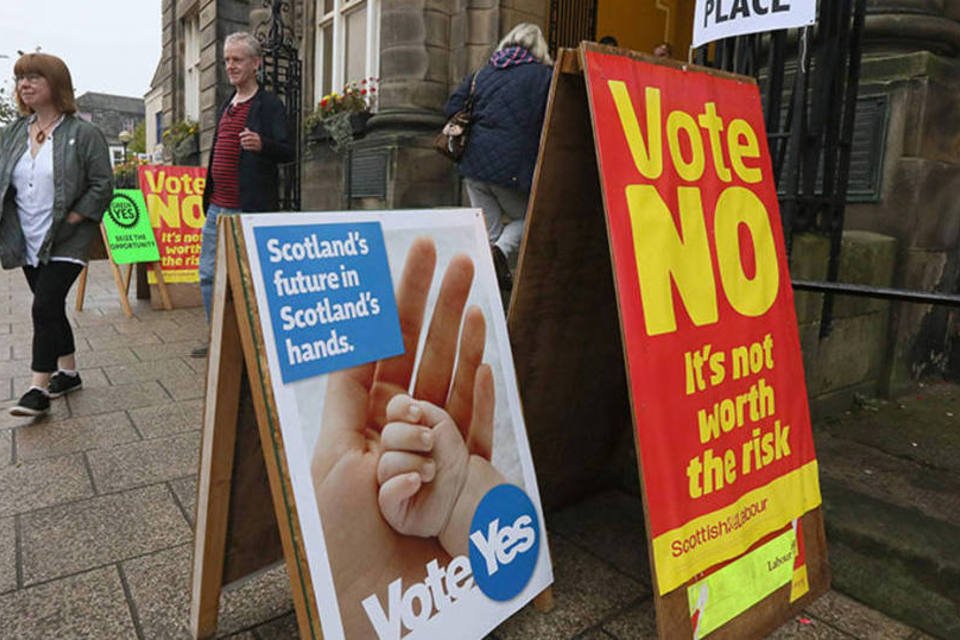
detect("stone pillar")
[843,3,960,393]
[378,0,459,114]
[500,0,548,37]
[197,0,219,158]
[863,0,960,55]
[160,0,176,133]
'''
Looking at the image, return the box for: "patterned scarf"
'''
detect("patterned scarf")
[489,46,537,69]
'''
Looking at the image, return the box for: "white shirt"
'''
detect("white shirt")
[11,115,83,266]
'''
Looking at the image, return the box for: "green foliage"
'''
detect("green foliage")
[113,155,146,189]
[0,87,19,127]
[128,120,146,154]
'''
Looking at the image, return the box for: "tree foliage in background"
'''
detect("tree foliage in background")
[129,120,146,154]
[0,87,19,126]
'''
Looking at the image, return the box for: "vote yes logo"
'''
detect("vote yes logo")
[469,484,540,601]
[107,193,140,228]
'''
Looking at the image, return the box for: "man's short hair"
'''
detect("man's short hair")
[224,32,261,58]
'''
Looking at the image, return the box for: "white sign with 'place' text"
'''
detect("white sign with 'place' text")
[692,0,816,49]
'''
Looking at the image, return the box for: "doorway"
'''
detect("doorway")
[548,0,695,58]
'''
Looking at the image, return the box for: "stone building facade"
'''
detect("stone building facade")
[846,1,960,394]
[75,92,146,167]
[155,1,960,400]
[156,1,698,209]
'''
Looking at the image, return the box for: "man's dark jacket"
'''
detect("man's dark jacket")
[445,62,552,192]
[203,87,294,212]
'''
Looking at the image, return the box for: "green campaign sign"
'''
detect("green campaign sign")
[102,189,161,264]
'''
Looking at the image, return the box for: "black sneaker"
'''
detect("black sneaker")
[491,244,513,291]
[48,372,82,398]
[10,388,50,417]
[190,344,209,358]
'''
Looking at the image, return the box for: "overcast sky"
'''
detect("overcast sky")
[0,1,161,98]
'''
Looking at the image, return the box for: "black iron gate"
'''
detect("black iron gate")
[695,1,866,251]
[548,0,597,54]
[255,0,301,211]
[694,0,960,334]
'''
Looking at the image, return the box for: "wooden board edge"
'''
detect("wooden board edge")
[656,507,830,639]
[574,35,670,627]
[578,41,759,86]
[190,227,245,639]
[223,215,324,640]
[533,586,555,613]
[99,223,134,318]
[509,47,575,311]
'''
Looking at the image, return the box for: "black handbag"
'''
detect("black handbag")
[435,71,479,162]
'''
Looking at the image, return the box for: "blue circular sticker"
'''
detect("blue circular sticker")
[468,484,540,601]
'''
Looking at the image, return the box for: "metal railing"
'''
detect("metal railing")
[692,1,960,336]
[255,0,302,212]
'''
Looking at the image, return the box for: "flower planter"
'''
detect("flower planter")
[173,134,200,166]
[307,112,372,151]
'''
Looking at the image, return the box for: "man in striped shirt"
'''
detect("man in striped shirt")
[193,32,293,358]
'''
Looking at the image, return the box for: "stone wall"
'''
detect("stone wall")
[160,0,250,163]
[791,232,898,417]
[843,51,960,395]
[301,0,548,213]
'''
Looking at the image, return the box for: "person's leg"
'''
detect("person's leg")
[57,353,76,371]
[464,178,505,245]
[29,261,84,381]
[198,204,222,321]
[489,185,530,266]
[464,179,515,290]
[13,262,83,415]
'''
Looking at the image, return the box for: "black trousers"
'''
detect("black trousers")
[23,261,84,373]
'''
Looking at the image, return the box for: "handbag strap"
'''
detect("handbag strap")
[464,70,480,113]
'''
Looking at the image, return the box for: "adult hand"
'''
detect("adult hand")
[66,212,84,224]
[238,127,262,152]
[311,237,495,637]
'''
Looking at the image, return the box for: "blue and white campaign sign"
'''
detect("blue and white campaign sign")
[239,210,553,640]
[693,0,816,49]
[469,484,541,602]
[253,222,404,384]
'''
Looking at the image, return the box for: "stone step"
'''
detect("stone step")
[821,479,960,639]
[811,381,960,638]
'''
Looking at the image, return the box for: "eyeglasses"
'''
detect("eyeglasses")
[14,73,45,84]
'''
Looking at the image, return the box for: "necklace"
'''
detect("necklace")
[33,115,61,144]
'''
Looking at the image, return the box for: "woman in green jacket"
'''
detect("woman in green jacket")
[0,53,113,416]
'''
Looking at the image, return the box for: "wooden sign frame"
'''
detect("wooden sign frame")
[75,224,172,317]
[190,215,554,640]
[190,218,319,639]
[507,46,829,639]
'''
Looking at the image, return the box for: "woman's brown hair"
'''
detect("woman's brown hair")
[13,53,77,116]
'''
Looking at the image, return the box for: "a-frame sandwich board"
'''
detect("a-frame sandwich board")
[189,212,555,640]
[189,216,320,639]
[508,44,829,639]
[75,223,173,317]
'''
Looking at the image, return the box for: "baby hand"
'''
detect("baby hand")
[377,394,470,537]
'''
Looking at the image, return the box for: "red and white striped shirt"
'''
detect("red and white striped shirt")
[209,99,253,209]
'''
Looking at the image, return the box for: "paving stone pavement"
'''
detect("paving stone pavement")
[0,262,932,639]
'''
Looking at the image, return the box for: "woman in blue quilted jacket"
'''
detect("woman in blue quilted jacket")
[445,23,553,291]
